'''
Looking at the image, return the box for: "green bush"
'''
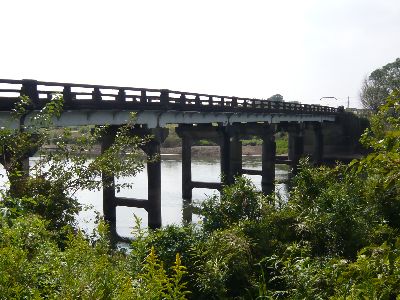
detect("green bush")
[288,161,387,258]
[189,227,252,299]
[199,176,268,233]
[0,213,190,299]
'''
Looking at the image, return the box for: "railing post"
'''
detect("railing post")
[117,89,126,103]
[140,90,147,104]
[195,95,201,107]
[180,93,186,107]
[160,89,169,109]
[63,86,72,108]
[21,79,39,106]
[92,87,102,102]
[232,97,238,108]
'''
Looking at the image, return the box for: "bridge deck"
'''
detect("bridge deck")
[0,79,339,128]
[0,79,338,114]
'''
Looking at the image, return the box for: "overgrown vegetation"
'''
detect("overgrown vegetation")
[0,91,399,298]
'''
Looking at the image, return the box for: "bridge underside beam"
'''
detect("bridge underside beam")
[0,110,336,129]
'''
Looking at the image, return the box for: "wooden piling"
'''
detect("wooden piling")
[312,123,324,165]
[220,128,232,184]
[261,126,276,195]
[100,126,118,237]
[288,125,304,173]
[230,133,242,179]
[181,134,193,201]
[145,140,162,229]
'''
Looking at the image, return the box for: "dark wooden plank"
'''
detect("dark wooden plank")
[191,181,222,190]
[114,197,148,209]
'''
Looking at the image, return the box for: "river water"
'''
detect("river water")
[76,154,290,238]
[0,155,289,239]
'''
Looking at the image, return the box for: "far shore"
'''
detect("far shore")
[161,145,268,159]
[41,144,269,159]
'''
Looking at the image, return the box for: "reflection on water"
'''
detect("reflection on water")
[77,154,290,238]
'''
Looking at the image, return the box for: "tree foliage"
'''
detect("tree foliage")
[267,94,284,102]
[360,58,400,111]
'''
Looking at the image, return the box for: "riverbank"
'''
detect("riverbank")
[41,144,269,158]
[161,145,267,158]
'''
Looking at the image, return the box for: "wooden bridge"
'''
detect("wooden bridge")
[0,79,358,233]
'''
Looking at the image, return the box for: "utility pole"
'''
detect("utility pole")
[347,96,350,109]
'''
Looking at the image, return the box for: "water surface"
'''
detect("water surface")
[0,155,289,238]
[76,154,289,238]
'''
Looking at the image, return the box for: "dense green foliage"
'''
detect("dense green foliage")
[361,57,400,112]
[0,91,399,298]
[267,94,284,102]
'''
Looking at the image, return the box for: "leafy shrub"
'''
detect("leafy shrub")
[189,227,252,299]
[199,176,268,232]
[332,239,400,298]
[288,161,383,257]
[130,220,202,277]
[0,213,190,299]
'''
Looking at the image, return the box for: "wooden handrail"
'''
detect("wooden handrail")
[0,79,339,114]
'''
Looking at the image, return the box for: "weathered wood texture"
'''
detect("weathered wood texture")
[0,79,339,114]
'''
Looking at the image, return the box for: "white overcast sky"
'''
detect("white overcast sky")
[1,0,399,108]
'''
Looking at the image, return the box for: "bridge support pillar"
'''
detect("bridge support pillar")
[219,126,243,185]
[101,126,118,239]
[136,127,168,229]
[288,125,304,174]
[261,125,276,195]
[181,132,193,223]
[181,133,193,201]
[143,140,162,229]
[312,123,324,165]
[177,124,226,223]
[230,133,242,180]
[220,127,232,184]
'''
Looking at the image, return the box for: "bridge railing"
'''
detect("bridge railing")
[0,79,338,114]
